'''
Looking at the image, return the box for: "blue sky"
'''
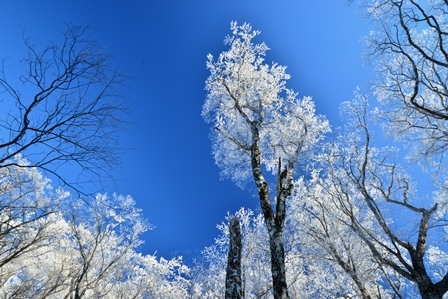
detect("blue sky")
[0,0,374,261]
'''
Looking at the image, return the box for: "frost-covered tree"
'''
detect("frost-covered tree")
[56,193,148,299]
[295,92,448,299]
[0,155,68,287]
[363,0,448,164]
[0,157,190,299]
[190,207,371,298]
[189,209,273,299]
[202,21,330,299]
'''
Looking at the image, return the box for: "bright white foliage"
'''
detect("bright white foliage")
[203,21,330,186]
[189,205,382,298]
[0,157,190,298]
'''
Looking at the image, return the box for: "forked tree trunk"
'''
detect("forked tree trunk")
[225,217,243,299]
[251,133,292,299]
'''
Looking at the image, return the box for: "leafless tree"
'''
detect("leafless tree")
[365,0,448,161]
[0,23,130,298]
[0,23,128,194]
[307,96,448,299]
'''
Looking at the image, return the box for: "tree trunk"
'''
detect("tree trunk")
[225,217,243,299]
[268,227,289,299]
[417,282,446,299]
[250,133,291,299]
[419,290,444,299]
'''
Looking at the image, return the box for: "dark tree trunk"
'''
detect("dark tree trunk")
[225,217,243,299]
[418,288,444,299]
[251,136,291,299]
[416,280,447,299]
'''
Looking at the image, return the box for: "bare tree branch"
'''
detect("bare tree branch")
[0,23,129,195]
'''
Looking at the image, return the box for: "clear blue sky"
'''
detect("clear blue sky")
[0,0,373,261]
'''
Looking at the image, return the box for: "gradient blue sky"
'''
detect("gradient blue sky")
[0,0,373,261]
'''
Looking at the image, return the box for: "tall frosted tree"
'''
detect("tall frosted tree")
[202,21,330,298]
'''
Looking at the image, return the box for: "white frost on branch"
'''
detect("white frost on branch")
[203,21,330,187]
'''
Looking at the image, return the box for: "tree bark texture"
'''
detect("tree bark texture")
[251,129,291,299]
[268,227,289,299]
[225,217,243,299]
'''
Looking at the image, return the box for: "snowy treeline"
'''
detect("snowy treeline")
[0,136,438,299]
[3,0,448,297]
[0,156,190,299]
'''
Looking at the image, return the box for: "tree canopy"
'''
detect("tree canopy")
[3,1,448,298]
